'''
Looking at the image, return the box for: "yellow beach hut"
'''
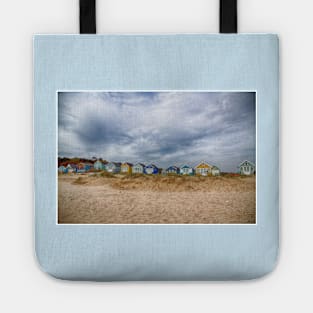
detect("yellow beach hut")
[195,161,214,176]
[121,162,133,174]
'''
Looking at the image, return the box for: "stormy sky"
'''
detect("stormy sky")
[58,91,256,172]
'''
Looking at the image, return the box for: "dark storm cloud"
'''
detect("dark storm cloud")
[58,91,256,172]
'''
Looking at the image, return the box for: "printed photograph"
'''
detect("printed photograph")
[58,91,256,224]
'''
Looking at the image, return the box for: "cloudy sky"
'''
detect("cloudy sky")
[58,91,256,172]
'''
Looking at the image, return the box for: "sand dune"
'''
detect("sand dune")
[58,174,256,224]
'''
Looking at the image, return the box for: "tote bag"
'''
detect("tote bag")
[34,0,279,281]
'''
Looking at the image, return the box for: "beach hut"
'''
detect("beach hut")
[94,160,106,170]
[145,164,159,175]
[161,169,167,175]
[132,163,145,174]
[77,163,86,173]
[58,165,68,173]
[180,165,194,176]
[105,162,121,173]
[195,161,214,176]
[85,162,93,171]
[66,163,77,173]
[166,166,180,174]
[211,166,221,176]
[121,162,133,174]
[238,160,255,176]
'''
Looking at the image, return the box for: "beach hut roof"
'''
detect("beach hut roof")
[195,161,213,168]
[181,164,191,168]
[146,164,158,168]
[108,162,121,166]
[238,160,255,167]
[134,163,145,167]
[95,159,108,164]
[122,162,133,166]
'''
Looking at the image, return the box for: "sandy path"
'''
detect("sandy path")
[58,175,256,224]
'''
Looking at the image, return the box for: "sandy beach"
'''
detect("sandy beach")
[58,174,256,224]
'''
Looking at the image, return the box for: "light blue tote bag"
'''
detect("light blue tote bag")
[34,0,279,281]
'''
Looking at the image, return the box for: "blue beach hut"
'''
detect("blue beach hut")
[166,166,180,174]
[58,165,68,173]
[144,164,159,175]
[180,165,194,176]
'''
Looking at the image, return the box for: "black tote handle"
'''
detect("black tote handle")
[220,0,237,33]
[79,0,237,34]
[80,0,96,34]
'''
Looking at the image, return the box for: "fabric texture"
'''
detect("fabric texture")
[34,34,279,281]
